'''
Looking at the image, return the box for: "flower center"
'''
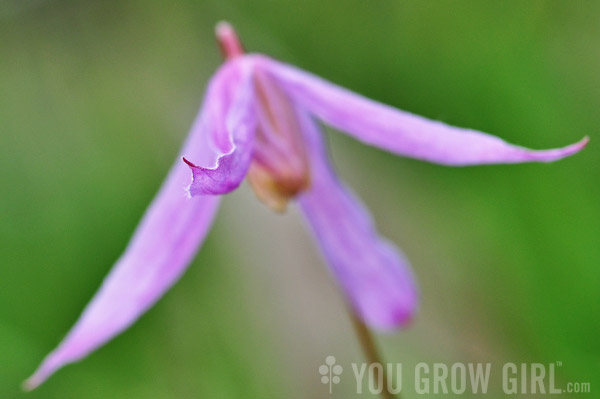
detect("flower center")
[216,22,310,211]
[247,69,311,211]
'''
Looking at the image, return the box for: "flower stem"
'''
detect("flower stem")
[349,310,399,399]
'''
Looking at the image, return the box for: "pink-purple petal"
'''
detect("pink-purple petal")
[263,57,588,166]
[184,58,257,196]
[295,108,419,330]
[23,63,243,390]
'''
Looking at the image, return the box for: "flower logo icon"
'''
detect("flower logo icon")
[319,355,343,394]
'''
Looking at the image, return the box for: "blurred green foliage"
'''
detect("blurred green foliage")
[1,0,598,398]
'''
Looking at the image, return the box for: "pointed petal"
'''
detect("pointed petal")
[185,58,257,196]
[263,57,588,166]
[23,64,247,390]
[295,108,419,331]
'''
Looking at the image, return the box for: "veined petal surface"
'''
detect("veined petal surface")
[296,108,419,330]
[185,58,257,196]
[22,62,244,390]
[264,57,587,166]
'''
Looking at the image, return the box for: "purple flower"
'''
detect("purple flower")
[26,22,587,389]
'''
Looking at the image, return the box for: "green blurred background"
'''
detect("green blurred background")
[1,0,598,398]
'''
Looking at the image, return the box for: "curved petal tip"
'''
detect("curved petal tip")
[532,136,589,162]
[363,299,418,332]
[23,357,58,391]
[182,156,244,196]
[567,135,589,156]
[22,375,40,392]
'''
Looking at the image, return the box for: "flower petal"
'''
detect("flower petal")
[185,58,257,196]
[263,57,588,166]
[295,108,419,331]
[23,64,241,390]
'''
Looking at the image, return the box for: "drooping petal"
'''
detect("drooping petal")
[263,57,588,166]
[185,58,257,196]
[295,107,419,331]
[23,61,252,390]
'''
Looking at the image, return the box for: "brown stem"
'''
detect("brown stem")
[349,311,399,399]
